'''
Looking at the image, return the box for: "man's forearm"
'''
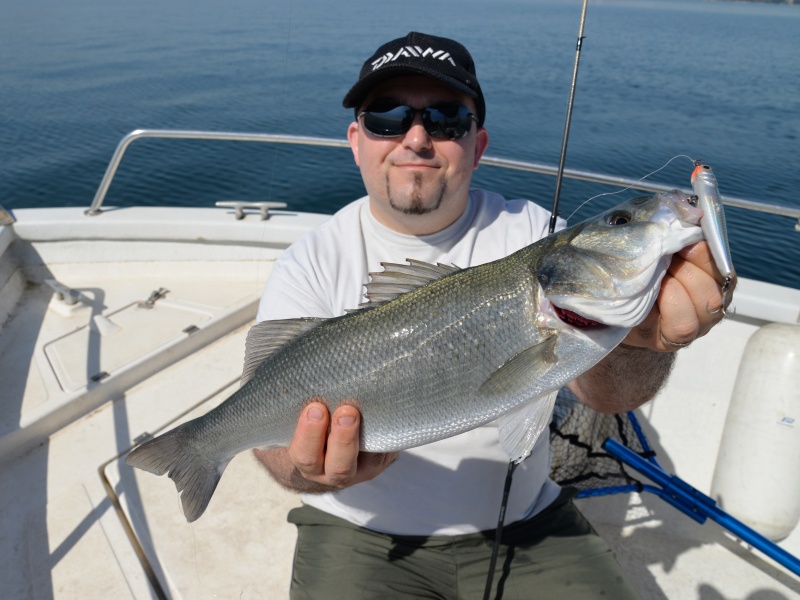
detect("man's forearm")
[570,345,676,414]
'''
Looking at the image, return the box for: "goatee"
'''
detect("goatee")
[388,174,447,216]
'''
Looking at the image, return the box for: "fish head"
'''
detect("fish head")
[538,190,704,328]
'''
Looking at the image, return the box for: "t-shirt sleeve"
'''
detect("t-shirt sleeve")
[256,241,336,322]
[256,202,368,323]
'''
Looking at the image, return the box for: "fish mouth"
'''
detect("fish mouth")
[552,305,603,328]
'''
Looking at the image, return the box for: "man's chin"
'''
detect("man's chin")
[387,184,445,217]
[389,199,437,216]
[383,169,446,214]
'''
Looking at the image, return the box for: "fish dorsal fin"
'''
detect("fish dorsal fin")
[241,317,325,386]
[361,259,461,306]
[476,336,559,463]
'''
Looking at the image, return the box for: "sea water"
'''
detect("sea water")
[1,0,798,288]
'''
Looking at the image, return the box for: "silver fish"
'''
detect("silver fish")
[126,190,704,522]
[691,162,736,313]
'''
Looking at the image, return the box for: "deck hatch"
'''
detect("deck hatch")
[44,301,213,392]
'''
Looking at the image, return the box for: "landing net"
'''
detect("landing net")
[548,387,651,497]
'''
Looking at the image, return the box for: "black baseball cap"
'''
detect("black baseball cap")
[343,32,486,126]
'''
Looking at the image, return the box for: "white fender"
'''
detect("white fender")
[711,323,800,541]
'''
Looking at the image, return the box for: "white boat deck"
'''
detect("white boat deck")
[581,313,800,600]
[1,205,798,599]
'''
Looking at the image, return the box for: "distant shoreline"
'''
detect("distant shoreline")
[715,0,796,4]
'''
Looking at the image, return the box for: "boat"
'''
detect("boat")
[1,129,799,599]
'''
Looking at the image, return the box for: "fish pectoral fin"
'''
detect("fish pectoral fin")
[477,336,559,463]
[241,317,326,386]
[496,390,559,463]
[358,259,461,307]
[477,336,558,400]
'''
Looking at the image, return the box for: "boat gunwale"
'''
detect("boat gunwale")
[79,129,800,229]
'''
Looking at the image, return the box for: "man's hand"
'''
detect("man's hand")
[253,401,398,493]
[623,240,734,351]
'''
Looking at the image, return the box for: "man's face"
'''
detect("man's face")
[347,76,489,235]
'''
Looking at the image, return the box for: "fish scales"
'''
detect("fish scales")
[210,245,550,454]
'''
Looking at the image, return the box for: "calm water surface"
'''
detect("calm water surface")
[1,0,798,287]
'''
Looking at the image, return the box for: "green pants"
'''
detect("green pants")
[287,488,640,600]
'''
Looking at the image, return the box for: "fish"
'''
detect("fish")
[691,162,736,313]
[126,189,704,522]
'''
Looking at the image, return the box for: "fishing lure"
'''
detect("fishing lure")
[691,162,736,315]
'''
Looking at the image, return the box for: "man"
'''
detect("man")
[254,32,728,599]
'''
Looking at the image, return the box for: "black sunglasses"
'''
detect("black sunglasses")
[358,103,478,140]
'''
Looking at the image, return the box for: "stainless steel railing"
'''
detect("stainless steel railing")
[86,129,349,216]
[85,129,800,231]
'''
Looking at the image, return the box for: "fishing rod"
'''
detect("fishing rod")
[549,0,590,235]
[484,4,591,598]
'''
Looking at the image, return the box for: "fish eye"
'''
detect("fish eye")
[688,194,699,207]
[605,210,632,226]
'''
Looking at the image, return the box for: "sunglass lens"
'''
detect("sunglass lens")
[360,104,475,140]
[424,105,473,140]
[361,106,412,137]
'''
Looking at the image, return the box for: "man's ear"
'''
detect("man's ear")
[347,121,360,166]
[473,127,489,170]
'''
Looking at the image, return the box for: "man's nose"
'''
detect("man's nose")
[402,112,433,151]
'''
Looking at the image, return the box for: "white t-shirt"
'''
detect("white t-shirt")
[257,188,564,536]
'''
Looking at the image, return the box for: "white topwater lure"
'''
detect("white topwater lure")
[691,162,736,315]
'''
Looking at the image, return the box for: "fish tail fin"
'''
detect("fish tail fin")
[125,424,231,522]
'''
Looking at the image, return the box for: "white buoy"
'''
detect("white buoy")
[711,323,800,541]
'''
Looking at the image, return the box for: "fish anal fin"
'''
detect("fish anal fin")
[241,318,325,386]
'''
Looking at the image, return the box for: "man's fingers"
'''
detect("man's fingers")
[668,244,728,334]
[323,404,362,486]
[289,401,330,478]
[324,405,399,487]
[656,271,701,348]
[677,241,717,280]
[287,401,397,489]
[623,241,733,352]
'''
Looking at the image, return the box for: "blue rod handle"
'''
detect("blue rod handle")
[603,438,800,577]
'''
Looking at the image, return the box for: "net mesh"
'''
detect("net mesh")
[548,387,653,497]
